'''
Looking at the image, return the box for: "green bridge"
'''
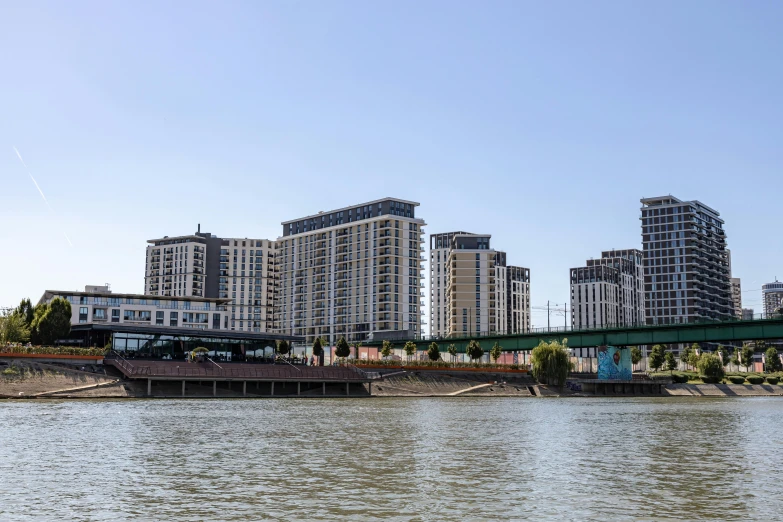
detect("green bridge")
[364,316,783,352]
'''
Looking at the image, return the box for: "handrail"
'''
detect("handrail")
[206,357,223,371]
[275,356,301,372]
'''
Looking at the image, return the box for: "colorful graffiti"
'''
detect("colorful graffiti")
[597,345,633,380]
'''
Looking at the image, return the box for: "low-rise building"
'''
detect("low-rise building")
[38,285,231,331]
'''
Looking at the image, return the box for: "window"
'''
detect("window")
[170,312,178,327]
[156,311,164,325]
[79,307,88,323]
[111,309,120,323]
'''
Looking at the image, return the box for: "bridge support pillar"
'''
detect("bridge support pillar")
[271,382,275,396]
[243,381,246,396]
[297,382,301,396]
[182,380,186,397]
[368,382,372,395]
[322,382,326,395]
[213,381,216,397]
[147,379,152,396]
[346,382,350,396]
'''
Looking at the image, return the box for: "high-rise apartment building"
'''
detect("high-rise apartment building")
[430,232,529,337]
[276,198,426,344]
[730,278,742,318]
[640,196,732,324]
[145,226,277,332]
[569,249,644,329]
[763,279,783,317]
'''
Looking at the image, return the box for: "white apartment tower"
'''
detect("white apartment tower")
[431,232,530,337]
[145,226,277,333]
[731,278,742,319]
[763,279,783,317]
[276,198,426,344]
[570,249,644,329]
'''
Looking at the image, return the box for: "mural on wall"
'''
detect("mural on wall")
[597,345,633,380]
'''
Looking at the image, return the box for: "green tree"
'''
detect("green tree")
[335,337,351,360]
[312,337,324,358]
[649,344,665,372]
[697,353,726,383]
[465,340,484,362]
[381,340,392,359]
[730,347,741,368]
[277,339,290,356]
[687,349,701,371]
[14,298,35,328]
[680,344,696,370]
[403,341,417,362]
[0,312,31,344]
[765,347,782,373]
[30,298,71,346]
[630,346,642,371]
[741,344,755,372]
[447,343,458,362]
[665,351,677,374]
[427,342,440,361]
[490,342,503,363]
[352,341,362,360]
[530,339,570,388]
[718,345,730,368]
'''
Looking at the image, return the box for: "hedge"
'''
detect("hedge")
[766,376,780,385]
[728,376,746,384]
[701,376,721,384]
[746,375,765,385]
[672,373,689,384]
[0,345,105,357]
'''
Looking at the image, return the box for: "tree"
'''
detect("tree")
[630,346,642,371]
[0,312,31,344]
[14,298,35,328]
[352,342,362,360]
[403,341,416,362]
[697,353,726,383]
[312,337,324,358]
[530,339,570,388]
[665,351,677,374]
[490,342,503,363]
[718,345,730,368]
[30,298,71,346]
[765,347,782,373]
[427,342,440,361]
[680,344,695,370]
[465,340,483,362]
[741,344,755,372]
[730,347,741,368]
[447,343,457,362]
[649,344,665,372]
[277,339,290,356]
[381,340,392,359]
[687,349,701,371]
[335,337,351,360]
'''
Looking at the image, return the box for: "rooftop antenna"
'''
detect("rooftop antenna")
[198,223,201,233]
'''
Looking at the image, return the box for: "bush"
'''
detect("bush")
[697,353,725,382]
[531,340,571,388]
[671,373,689,383]
[701,376,721,384]
[746,375,765,385]
[766,376,780,385]
[728,375,746,384]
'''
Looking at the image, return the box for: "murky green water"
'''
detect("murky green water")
[1,397,782,521]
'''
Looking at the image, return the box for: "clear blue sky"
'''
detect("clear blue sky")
[2,1,781,327]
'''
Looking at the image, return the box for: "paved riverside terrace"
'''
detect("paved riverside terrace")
[104,354,374,397]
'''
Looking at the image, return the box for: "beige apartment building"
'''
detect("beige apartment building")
[276,198,426,345]
[145,226,276,333]
[431,232,530,338]
[731,277,742,318]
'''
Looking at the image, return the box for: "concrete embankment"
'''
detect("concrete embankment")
[664,383,783,397]
[0,360,127,398]
[370,370,537,397]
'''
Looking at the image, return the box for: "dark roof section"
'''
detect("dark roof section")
[71,323,304,343]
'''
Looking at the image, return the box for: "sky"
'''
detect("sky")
[1,0,782,328]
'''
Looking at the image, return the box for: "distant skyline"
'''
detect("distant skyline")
[2,1,781,327]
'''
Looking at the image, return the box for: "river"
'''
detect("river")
[0,397,781,521]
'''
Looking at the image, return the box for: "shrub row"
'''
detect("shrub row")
[348,358,524,370]
[0,345,105,357]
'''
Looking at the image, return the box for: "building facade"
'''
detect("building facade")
[276,198,426,345]
[39,285,231,330]
[640,196,732,324]
[570,249,644,329]
[730,278,742,319]
[145,227,277,333]
[763,280,783,317]
[431,232,529,337]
